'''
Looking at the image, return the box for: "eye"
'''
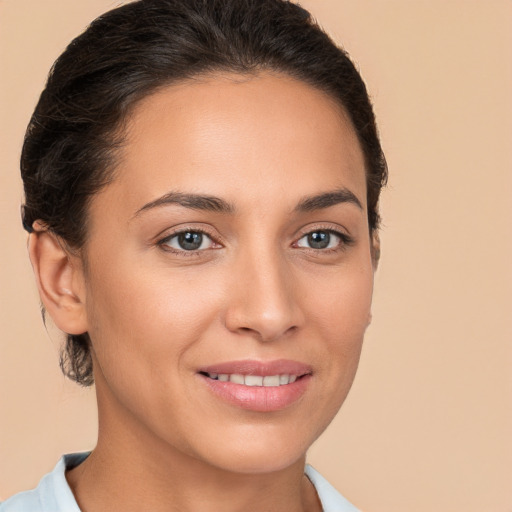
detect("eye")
[160,230,215,252]
[296,230,344,250]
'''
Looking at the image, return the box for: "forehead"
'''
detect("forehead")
[102,72,367,215]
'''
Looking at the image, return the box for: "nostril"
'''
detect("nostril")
[234,324,298,343]
[223,283,304,342]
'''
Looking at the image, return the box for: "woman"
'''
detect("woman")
[1,0,386,511]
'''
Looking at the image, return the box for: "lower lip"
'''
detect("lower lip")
[200,374,312,412]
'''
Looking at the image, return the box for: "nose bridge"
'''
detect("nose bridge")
[224,236,302,341]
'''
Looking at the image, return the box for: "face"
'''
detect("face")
[79,72,375,474]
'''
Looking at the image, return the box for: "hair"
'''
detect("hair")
[21,0,387,386]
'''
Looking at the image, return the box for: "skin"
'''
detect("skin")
[30,72,376,512]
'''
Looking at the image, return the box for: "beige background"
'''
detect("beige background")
[1,1,511,511]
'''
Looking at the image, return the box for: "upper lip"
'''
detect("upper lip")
[198,359,313,377]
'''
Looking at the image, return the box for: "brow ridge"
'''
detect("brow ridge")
[134,187,362,218]
[294,188,363,212]
[134,191,235,217]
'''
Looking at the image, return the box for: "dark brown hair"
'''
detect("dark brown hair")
[21,0,387,386]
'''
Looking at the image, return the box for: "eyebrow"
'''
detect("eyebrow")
[134,191,235,217]
[294,188,363,212]
[133,187,362,218]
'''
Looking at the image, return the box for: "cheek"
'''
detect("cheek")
[303,260,373,397]
[83,262,228,435]
[83,255,209,399]
[310,262,373,341]
[284,263,373,444]
[85,263,222,361]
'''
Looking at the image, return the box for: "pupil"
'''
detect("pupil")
[308,231,330,249]
[178,232,203,250]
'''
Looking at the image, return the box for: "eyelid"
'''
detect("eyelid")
[156,225,224,255]
[154,222,353,257]
[295,223,352,240]
[293,223,355,250]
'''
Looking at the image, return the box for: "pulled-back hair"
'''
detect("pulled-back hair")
[21,0,387,386]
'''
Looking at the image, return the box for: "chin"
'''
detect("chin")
[184,421,320,475]
[210,446,307,475]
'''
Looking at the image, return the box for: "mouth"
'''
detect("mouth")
[199,372,303,387]
[197,360,312,412]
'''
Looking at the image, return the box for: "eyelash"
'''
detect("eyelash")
[156,225,354,257]
[157,227,220,258]
[294,227,355,254]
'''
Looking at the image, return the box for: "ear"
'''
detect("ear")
[28,223,88,335]
[367,231,381,327]
[371,230,381,271]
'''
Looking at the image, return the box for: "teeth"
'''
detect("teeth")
[244,375,263,386]
[263,375,280,387]
[206,373,300,387]
[230,374,245,385]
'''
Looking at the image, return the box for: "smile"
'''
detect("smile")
[201,372,299,386]
[197,360,312,412]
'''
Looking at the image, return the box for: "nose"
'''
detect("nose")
[223,245,304,342]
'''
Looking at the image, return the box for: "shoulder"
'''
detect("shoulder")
[305,464,361,512]
[0,487,43,512]
[0,453,88,512]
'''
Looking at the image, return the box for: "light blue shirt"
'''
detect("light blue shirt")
[0,453,359,512]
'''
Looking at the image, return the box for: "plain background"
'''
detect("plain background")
[0,1,511,511]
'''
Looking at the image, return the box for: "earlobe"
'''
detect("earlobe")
[28,223,88,335]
